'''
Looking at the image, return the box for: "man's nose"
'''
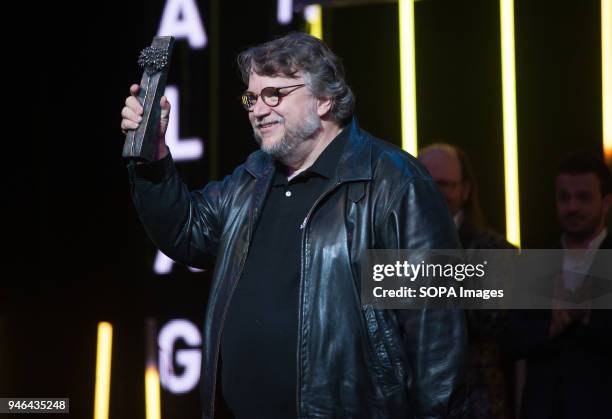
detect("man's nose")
[252,96,271,118]
[564,196,581,212]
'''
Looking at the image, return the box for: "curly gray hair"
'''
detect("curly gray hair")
[237,32,355,126]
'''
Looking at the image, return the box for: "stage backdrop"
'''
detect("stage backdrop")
[13,0,606,418]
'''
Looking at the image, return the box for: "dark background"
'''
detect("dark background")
[3,0,605,418]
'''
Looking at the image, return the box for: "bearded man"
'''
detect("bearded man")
[121,32,466,419]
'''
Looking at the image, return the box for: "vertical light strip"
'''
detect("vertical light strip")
[399,0,418,156]
[603,0,612,163]
[500,0,521,247]
[305,5,323,39]
[94,322,113,419]
[277,0,293,25]
[145,319,161,419]
[145,367,162,419]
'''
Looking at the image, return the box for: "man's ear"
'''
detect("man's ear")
[316,96,333,117]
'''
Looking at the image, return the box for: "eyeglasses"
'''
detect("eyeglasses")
[241,84,306,111]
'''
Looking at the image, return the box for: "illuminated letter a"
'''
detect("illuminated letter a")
[157,0,207,49]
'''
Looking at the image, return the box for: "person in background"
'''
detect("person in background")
[418,143,512,250]
[419,143,515,419]
[514,152,612,419]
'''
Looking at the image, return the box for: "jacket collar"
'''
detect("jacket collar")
[245,118,372,183]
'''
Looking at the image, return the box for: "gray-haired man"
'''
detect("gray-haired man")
[121,32,466,419]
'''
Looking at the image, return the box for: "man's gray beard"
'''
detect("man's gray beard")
[253,109,321,160]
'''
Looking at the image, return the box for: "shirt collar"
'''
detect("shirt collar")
[561,227,608,250]
[308,127,348,178]
[245,118,372,184]
[453,210,464,228]
[273,127,348,185]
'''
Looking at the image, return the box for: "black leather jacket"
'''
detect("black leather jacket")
[128,120,466,419]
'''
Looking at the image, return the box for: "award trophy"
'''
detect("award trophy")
[122,36,175,161]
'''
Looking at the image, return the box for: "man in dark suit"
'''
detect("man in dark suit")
[517,153,612,419]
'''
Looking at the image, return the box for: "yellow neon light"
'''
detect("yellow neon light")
[603,0,612,163]
[399,0,418,156]
[145,367,162,419]
[500,0,521,247]
[94,322,113,419]
[305,5,323,40]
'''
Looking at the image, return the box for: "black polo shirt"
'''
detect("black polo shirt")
[220,128,347,419]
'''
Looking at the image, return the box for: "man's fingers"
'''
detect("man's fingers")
[160,96,171,116]
[130,84,140,96]
[121,84,144,134]
[121,119,140,132]
[121,106,143,123]
[121,85,170,137]
[160,95,169,108]
[125,96,143,115]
